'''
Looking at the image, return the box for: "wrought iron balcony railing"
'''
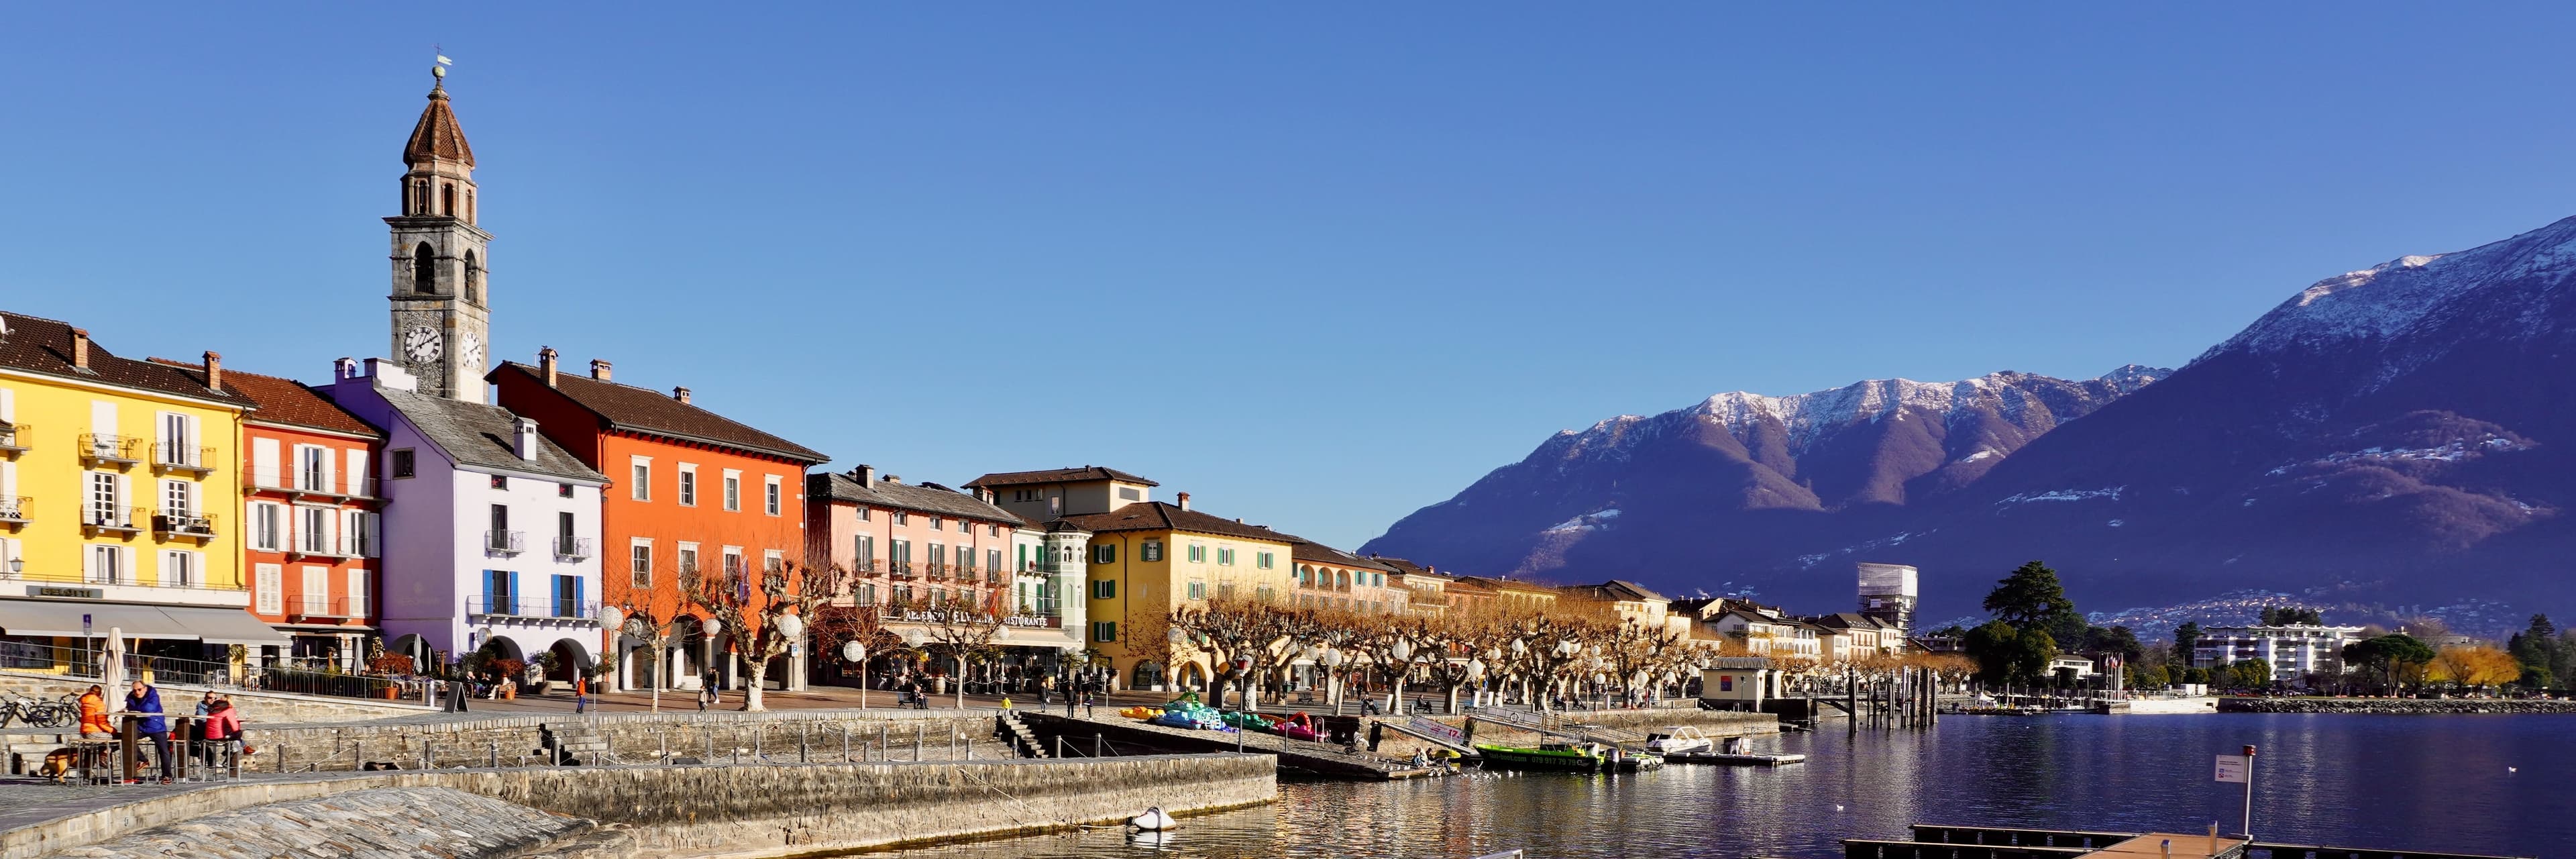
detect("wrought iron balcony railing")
[0,422,25,456]
[486,529,526,554]
[0,495,26,525]
[78,434,142,466]
[286,595,370,621]
[153,511,218,539]
[153,442,216,474]
[555,536,593,560]
[466,596,600,621]
[83,505,146,534]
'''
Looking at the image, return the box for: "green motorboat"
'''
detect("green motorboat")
[1472,741,1619,772]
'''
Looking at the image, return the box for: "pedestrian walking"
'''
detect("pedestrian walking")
[1082,692,1095,719]
[700,669,720,711]
[574,675,590,715]
[124,680,172,783]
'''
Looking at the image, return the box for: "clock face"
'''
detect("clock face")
[403,325,443,363]
[458,332,484,372]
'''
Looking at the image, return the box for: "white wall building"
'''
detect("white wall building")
[325,359,608,676]
[2194,623,2365,679]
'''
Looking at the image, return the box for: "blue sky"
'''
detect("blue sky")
[6,5,2575,551]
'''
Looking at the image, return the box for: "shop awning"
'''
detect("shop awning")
[0,600,287,646]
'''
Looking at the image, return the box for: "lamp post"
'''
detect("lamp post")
[842,640,868,709]
[1320,648,1346,709]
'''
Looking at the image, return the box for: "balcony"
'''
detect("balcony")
[0,422,24,457]
[152,511,218,542]
[925,563,950,582]
[83,505,146,536]
[274,474,380,503]
[78,434,142,467]
[848,558,879,574]
[486,529,527,554]
[0,495,25,527]
[555,536,593,560]
[286,595,370,622]
[285,532,358,560]
[888,562,917,580]
[152,442,217,476]
[466,595,600,623]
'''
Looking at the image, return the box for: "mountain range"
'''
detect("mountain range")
[1362,216,2576,621]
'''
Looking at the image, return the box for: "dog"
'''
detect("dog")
[37,747,78,782]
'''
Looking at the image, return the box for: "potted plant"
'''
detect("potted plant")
[492,658,526,699]
[535,650,564,695]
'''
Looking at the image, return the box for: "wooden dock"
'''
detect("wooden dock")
[1662,750,1805,766]
[1839,823,2532,859]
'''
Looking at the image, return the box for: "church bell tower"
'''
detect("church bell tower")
[386,63,493,402]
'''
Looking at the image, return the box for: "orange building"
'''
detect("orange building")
[489,351,826,693]
[154,358,385,669]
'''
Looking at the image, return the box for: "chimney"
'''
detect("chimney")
[538,348,559,387]
[335,357,358,381]
[202,351,223,392]
[1175,491,1191,511]
[883,474,902,486]
[513,417,539,462]
[855,464,876,487]
[362,358,417,391]
[673,387,692,404]
[589,359,612,382]
[70,329,89,370]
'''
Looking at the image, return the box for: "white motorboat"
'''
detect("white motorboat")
[1643,725,1713,754]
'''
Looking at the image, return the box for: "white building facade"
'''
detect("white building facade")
[2194,623,2364,679]
[325,360,607,676]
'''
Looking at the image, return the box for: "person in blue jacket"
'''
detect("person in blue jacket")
[125,680,173,782]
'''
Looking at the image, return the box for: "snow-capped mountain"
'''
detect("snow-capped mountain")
[1360,366,2168,584]
[1366,215,2576,618]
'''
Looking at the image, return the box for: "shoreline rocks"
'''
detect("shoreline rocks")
[2218,697,2576,715]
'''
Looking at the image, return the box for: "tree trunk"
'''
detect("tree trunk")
[741,648,769,711]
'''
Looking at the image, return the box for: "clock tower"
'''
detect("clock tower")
[386,64,493,403]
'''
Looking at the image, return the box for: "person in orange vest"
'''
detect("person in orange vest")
[574,674,590,715]
[77,685,112,738]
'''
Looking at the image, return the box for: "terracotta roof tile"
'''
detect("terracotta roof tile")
[965,466,1159,489]
[490,362,826,463]
[0,312,252,409]
[150,359,380,438]
[808,472,1024,525]
[1053,501,1291,544]
[405,86,474,166]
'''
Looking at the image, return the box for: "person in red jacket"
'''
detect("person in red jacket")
[197,699,245,772]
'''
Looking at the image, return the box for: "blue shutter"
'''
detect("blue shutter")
[508,570,522,615]
[573,576,586,617]
[482,570,494,615]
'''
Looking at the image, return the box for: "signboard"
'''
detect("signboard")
[31,585,103,599]
[2214,754,2250,783]
[1408,716,1466,746]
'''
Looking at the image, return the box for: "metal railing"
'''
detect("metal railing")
[0,422,25,452]
[555,536,593,559]
[78,433,142,464]
[153,441,215,472]
[152,511,218,538]
[84,505,147,533]
[926,563,950,581]
[486,529,526,553]
[0,640,398,700]
[287,595,368,620]
[0,495,26,523]
[466,596,601,621]
[889,562,917,580]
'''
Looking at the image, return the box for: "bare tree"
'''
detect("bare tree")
[682,559,848,711]
[920,591,1007,708]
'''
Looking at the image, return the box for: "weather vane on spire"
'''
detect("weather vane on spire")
[432,46,453,87]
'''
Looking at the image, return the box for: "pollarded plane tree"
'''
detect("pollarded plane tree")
[680,559,851,711]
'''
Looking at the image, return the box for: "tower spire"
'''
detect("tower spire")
[386,60,492,403]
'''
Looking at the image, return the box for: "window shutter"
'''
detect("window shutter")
[253,439,279,488]
[90,401,116,438]
[574,576,586,615]
[482,570,494,614]
[509,570,522,614]
[347,450,368,495]
[320,448,337,493]
[0,387,12,421]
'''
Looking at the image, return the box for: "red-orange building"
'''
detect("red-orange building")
[156,358,386,669]
[490,351,826,693]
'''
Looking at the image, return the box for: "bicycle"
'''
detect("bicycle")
[1,695,76,729]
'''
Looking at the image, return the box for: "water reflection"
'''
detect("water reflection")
[849,714,2576,858]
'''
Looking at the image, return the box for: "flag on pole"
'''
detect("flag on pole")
[436,55,453,66]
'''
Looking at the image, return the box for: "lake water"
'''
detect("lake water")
[854,713,2576,858]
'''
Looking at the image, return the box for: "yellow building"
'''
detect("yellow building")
[1057,496,1298,691]
[0,312,284,668]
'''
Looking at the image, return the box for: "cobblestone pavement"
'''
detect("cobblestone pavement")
[40,786,588,859]
[0,772,279,836]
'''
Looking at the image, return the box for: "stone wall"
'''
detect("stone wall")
[1364,707,1780,758]
[0,671,431,726]
[245,710,1014,773]
[2218,697,2576,715]
[4,754,1277,859]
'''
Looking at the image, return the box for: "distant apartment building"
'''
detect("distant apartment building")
[1695,600,1822,660]
[1560,579,1693,638]
[2193,623,2363,678]
[805,466,1087,683]
[1368,556,1451,617]
[1811,612,1906,661]
[1290,541,1405,615]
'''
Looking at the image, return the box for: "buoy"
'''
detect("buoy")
[1128,806,1177,831]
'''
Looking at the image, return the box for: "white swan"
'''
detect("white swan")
[1128,806,1177,831]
